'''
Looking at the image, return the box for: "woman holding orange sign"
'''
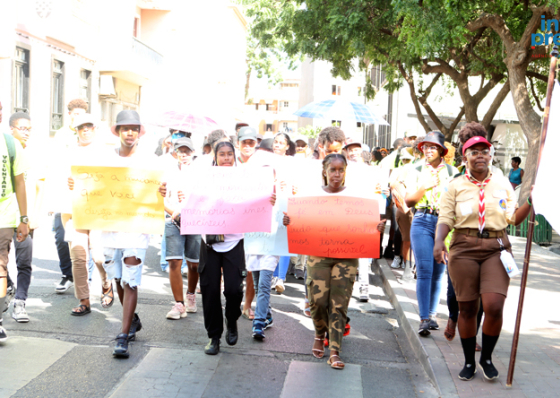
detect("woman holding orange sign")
[283,153,386,370]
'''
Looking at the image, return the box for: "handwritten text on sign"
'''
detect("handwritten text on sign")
[287,195,380,259]
[181,167,274,234]
[71,166,165,235]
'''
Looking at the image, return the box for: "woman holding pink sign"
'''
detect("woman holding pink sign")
[283,153,386,370]
[198,141,277,356]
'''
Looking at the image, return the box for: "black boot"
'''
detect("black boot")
[225,318,238,346]
[204,338,220,355]
[113,333,130,358]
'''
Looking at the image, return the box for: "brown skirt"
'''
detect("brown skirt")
[448,232,511,302]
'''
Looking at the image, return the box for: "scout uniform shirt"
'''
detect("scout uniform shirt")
[438,171,517,231]
[406,162,459,210]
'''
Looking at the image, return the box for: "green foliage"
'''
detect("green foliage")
[297,125,322,138]
[240,0,557,109]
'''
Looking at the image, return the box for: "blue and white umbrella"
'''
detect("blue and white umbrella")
[294,98,389,125]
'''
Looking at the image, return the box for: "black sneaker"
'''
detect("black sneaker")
[479,359,499,380]
[55,276,74,294]
[294,268,305,280]
[225,319,238,346]
[128,313,142,341]
[418,319,431,336]
[0,319,7,343]
[113,333,129,358]
[428,318,439,330]
[204,338,220,355]
[458,363,477,381]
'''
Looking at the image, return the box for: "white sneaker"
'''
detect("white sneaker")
[275,279,285,294]
[12,299,29,323]
[185,293,197,313]
[359,285,369,302]
[166,302,187,320]
[55,276,74,294]
[391,256,403,269]
[270,276,278,289]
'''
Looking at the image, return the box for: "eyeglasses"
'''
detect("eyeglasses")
[421,145,439,152]
[466,149,490,157]
[14,126,31,132]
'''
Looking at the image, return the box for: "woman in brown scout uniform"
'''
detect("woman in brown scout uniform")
[434,136,532,381]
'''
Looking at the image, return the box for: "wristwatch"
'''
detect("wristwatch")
[20,216,29,224]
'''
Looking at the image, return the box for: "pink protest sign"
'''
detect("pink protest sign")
[180,167,274,234]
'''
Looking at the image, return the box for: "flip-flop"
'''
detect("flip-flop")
[71,304,91,316]
[444,319,456,341]
[312,337,325,358]
[327,354,345,370]
[101,284,114,309]
[242,308,255,320]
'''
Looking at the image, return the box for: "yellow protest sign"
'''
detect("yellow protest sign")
[71,166,164,235]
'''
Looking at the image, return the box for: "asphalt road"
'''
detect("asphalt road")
[1,225,438,398]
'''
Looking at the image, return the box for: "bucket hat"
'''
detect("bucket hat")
[110,110,146,137]
[417,130,447,156]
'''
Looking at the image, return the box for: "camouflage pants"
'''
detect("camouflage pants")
[307,256,358,352]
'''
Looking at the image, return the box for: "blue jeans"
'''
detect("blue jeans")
[273,256,290,281]
[54,213,72,278]
[410,212,446,320]
[252,269,273,327]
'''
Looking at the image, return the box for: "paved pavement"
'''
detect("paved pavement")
[376,236,560,398]
[0,224,438,398]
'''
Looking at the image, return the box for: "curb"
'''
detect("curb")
[372,260,459,398]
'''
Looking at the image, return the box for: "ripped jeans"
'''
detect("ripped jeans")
[103,248,146,289]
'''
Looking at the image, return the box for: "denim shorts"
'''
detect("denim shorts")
[165,220,201,263]
[103,248,146,289]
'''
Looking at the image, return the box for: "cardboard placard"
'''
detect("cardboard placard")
[71,166,164,234]
[180,166,274,234]
[287,195,381,259]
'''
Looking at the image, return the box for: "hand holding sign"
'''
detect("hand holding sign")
[286,195,381,259]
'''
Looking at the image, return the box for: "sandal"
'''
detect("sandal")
[444,318,457,342]
[312,336,325,359]
[327,354,345,370]
[475,342,482,352]
[101,284,114,309]
[242,308,255,320]
[71,304,91,316]
[303,298,311,318]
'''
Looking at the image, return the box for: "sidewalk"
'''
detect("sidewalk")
[374,236,560,398]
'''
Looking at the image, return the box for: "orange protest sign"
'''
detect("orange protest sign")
[287,195,380,259]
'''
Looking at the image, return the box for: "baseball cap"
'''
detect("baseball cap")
[73,113,96,129]
[462,136,491,155]
[174,137,195,151]
[258,138,274,152]
[238,126,258,142]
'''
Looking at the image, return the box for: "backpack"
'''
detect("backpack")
[3,133,16,192]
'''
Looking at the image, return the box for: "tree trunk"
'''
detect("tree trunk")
[245,68,252,101]
[506,52,542,203]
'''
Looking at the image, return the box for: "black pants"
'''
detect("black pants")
[199,240,246,339]
[54,213,73,278]
[7,232,33,301]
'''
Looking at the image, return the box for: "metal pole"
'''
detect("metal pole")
[506,45,559,387]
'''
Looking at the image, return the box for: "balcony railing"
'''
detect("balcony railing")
[132,37,163,67]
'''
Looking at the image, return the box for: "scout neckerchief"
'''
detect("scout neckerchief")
[465,169,492,234]
[425,162,445,210]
